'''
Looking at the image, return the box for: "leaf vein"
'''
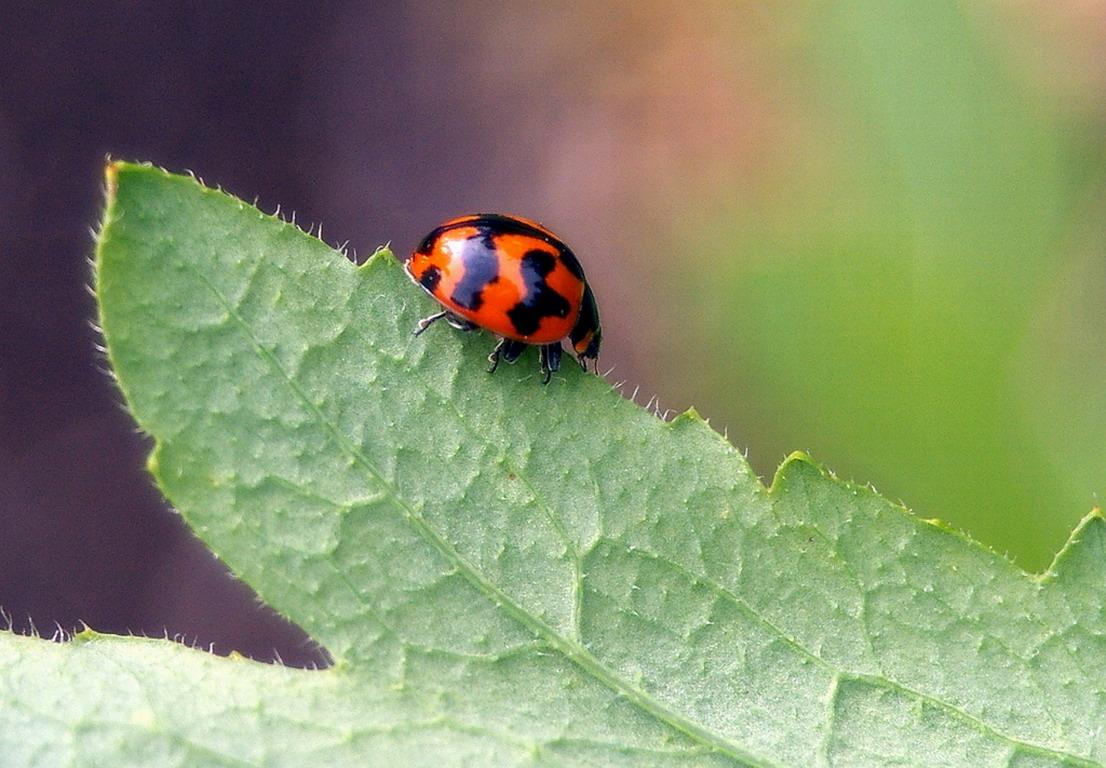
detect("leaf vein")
[187,261,783,768]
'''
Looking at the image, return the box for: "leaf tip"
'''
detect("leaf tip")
[361,245,397,270]
[1040,506,1106,583]
[782,449,814,464]
[104,159,121,200]
[767,450,819,493]
[1064,505,1105,538]
[73,624,101,643]
[145,449,159,478]
[103,158,155,192]
[669,406,705,426]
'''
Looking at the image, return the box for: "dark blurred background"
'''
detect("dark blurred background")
[2,3,1104,667]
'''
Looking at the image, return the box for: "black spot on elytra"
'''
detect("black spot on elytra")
[523,248,556,275]
[419,265,441,291]
[449,233,499,310]
[507,249,572,336]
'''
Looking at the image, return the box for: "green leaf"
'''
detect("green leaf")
[3,162,1105,766]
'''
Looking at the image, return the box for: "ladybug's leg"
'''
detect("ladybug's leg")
[538,343,562,385]
[487,338,506,373]
[501,340,528,364]
[489,339,528,374]
[415,310,477,336]
[413,310,448,336]
[444,313,479,332]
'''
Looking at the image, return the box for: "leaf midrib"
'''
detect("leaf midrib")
[180,256,778,767]
[170,243,1097,768]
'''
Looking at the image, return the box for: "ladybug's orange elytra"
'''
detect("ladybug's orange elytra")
[405,213,602,384]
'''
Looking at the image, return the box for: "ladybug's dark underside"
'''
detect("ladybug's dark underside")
[406,213,601,384]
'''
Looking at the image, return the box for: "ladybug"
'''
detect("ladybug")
[405,213,601,384]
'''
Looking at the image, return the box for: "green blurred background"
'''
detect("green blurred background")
[649,2,1106,569]
[3,2,1103,665]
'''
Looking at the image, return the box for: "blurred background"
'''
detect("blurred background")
[2,2,1104,667]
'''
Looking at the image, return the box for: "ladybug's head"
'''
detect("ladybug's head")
[569,283,602,370]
